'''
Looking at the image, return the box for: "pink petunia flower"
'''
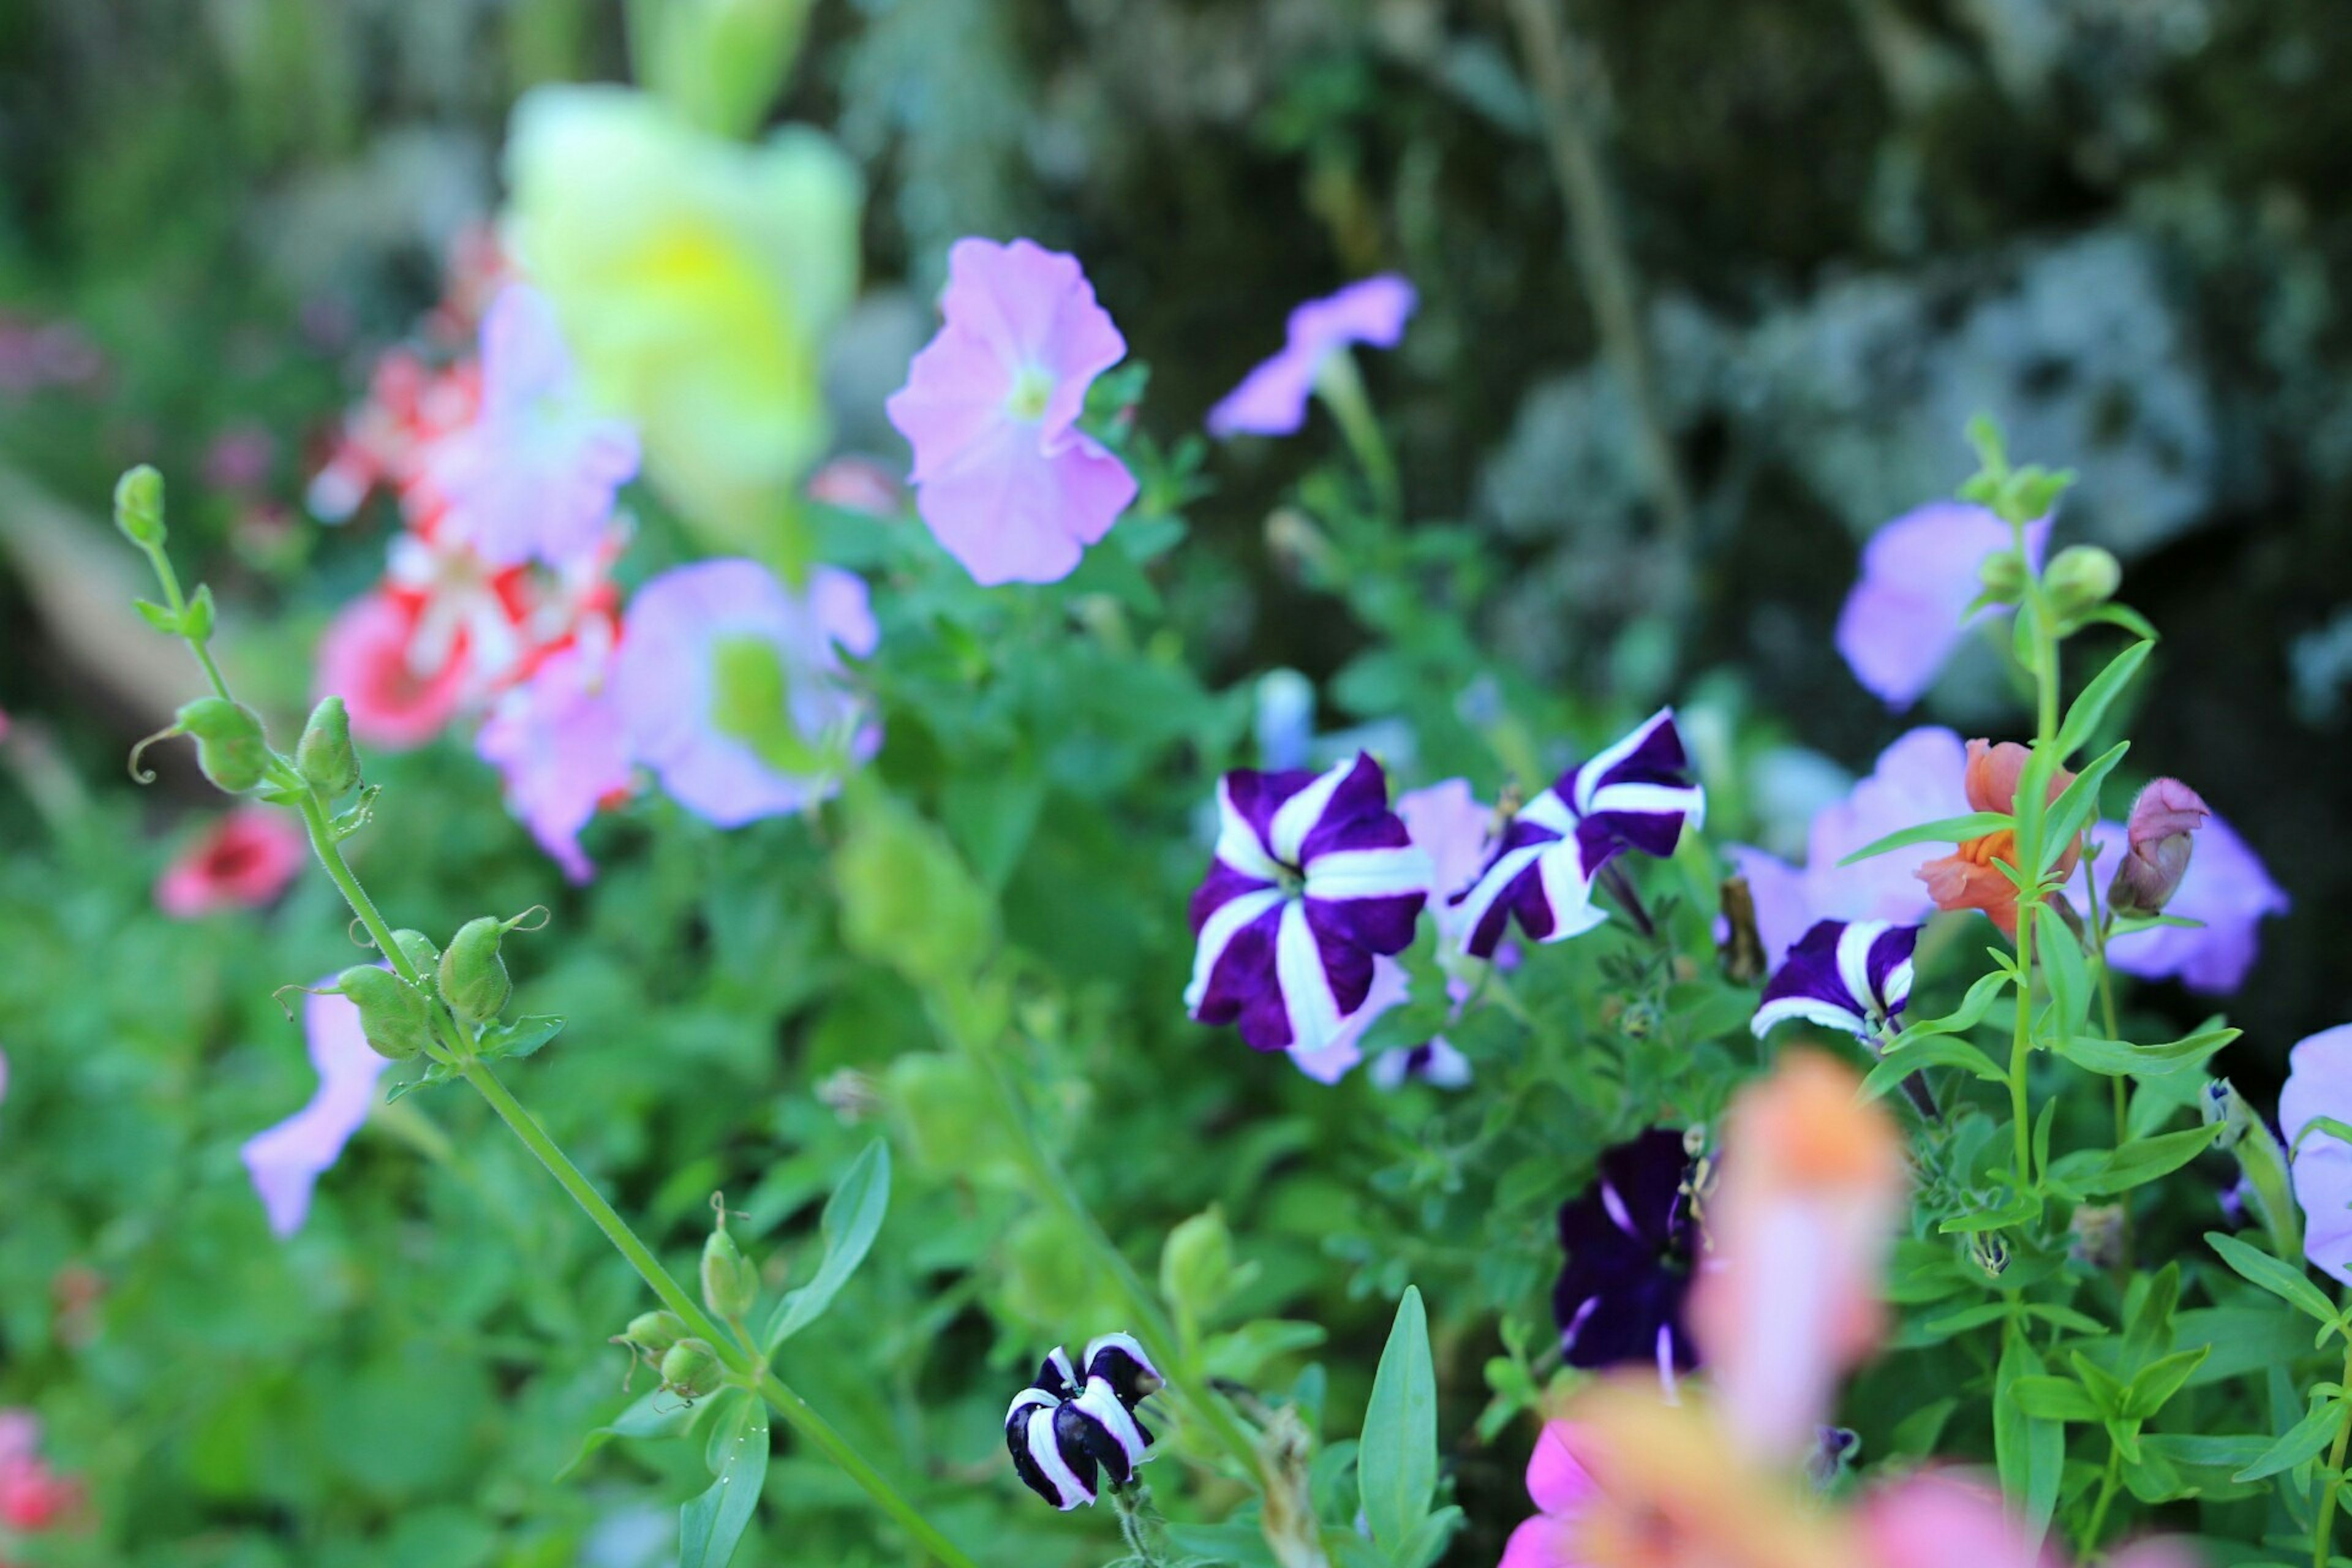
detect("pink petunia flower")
[428,283,640,569]
[314,590,473,750]
[885,238,1137,586]
[1836,503,2051,711]
[1206,276,1415,439]
[1498,1420,1602,1568]
[154,808,307,918]
[241,982,392,1238]
[475,646,635,883]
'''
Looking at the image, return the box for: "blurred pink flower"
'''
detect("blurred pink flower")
[155,808,307,918]
[1861,1472,2198,1568]
[808,454,908,518]
[314,591,472,750]
[886,238,1137,585]
[241,982,390,1238]
[1836,503,2050,710]
[1207,276,1415,439]
[1498,1421,1602,1568]
[476,647,634,882]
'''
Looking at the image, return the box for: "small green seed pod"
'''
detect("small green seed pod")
[174,697,269,794]
[333,965,438,1060]
[389,929,442,984]
[660,1340,723,1399]
[437,916,511,1025]
[296,695,361,797]
[1975,548,2029,605]
[113,465,166,548]
[623,1310,688,1356]
[2045,544,2122,616]
[701,1224,760,1323]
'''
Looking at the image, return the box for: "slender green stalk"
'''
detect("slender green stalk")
[2079,1441,2122,1557]
[2003,518,2062,1187]
[136,537,233,703]
[2316,1332,2352,1568]
[1314,352,1402,523]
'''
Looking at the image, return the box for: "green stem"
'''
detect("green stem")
[2003,516,2063,1189]
[2316,1332,2352,1568]
[2079,1440,2122,1557]
[295,793,422,986]
[146,542,232,703]
[1314,351,1402,522]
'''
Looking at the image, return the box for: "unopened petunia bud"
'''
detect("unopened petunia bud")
[660,1340,723,1398]
[2045,545,2121,616]
[1976,548,2030,605]
[2206,1077,2303,1262]
[437,916,511,1025]
[622,1310,688,1356]
[701,1218,760,1322]
[333,965,439,1060]
[113,465,167,548]
[296,696,360,797]
[175,697,270,793]
[2108,777,2208,916]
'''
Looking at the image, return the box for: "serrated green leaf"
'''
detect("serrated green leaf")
[763,1139,891,1352]
[2206,1232,2336,1323]
[1835,813,2015,868]
[1360,1285,1437,1559]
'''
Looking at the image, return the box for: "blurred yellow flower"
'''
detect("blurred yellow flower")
[503,85,861,562]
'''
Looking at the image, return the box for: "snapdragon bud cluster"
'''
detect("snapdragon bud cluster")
[1003,1332,1163,1511]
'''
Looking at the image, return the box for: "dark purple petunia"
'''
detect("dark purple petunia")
[1749,919,1919,1043]
[1185,753,1432,1055]
[1451,709,1706,959]
[1553,1128,1701,1380]
[1003,1333,1164,1511]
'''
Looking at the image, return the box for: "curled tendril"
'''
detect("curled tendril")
[349,918,375,949]
[270,982,326,1022]
[506,904,552,933]
[126,723,182,784]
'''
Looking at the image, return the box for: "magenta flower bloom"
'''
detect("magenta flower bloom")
[1498,1421,1602,1568]
[1836,503,2052,710]
[1726,727,1973,968]
[612,559,880,828]
[1206,276,1415,439]
[477,647,635,882]
[154,808,307,918]
[2079,810,2288,994]
[242,983,391,1237]
[1185,754,1431,1057]
[431,284,639,568]
[885,238,1137,586]
[2280,1025,2352,1284]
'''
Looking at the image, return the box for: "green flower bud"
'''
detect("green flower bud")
[296,696,361,797]
[622,1310,688,1356]
[173,697,270,794]
[701,1223,761,1323]
[438,916,511,1025]
[1976,548,2029,605]
[390,929,441,984]
[1159,1205,1246,1327]
[333,965,439,1060]
[660,1339,723,1399]
[113,465,166,549]
[2045,545,2121,615]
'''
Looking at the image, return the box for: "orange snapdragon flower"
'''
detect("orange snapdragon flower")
[1915,739,2078,939]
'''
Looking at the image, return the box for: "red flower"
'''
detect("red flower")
[154,808,306,918]
[1915,739,2079,939]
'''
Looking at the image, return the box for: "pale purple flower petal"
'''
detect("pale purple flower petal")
[1186,754,1430,1056]
[1369,1035,1472,1091]
[1836,503,2052,710]
[2092,811,2288,994]
[1751,919,1918,1041]
[612,559,880,828]
[241,983,391,1238]
[477,647,634,882]
[1207,276,1416,439]
[886,238,1136,586]
[2280,1025,2352,1285]
[432,284,639,568]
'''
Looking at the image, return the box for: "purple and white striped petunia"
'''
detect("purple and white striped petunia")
[1185,753,1431,1055]
[1450,709,1706,960]
[1750,919,1919,1042]
[1003,1333,1163,1510]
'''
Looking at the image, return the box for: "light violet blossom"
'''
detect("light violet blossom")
[886,238,1137,586]
[1836,503,2051,710]
[2278,1025,2352,1284]
[241,983,391,1238]
[1727,728,1972,968]
[1185,754,1431,1057]
[1452,710,1705,960]
[611,558,879,827]
[154,808,307,918]
[1206,276,1415,439]
[1751,919,1920,1044]
[476,647,635,882]
[429,283,640,568]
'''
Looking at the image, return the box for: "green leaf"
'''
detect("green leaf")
[1861,1036,2008,1099]
[1390,1506,1464,1568]
[2010,1376,2100,1422]
[132,598,182,635]
[1996,1333,2064,1541]
[2123,1346,2211,1421]
[477,1014,566,1062]
[2080,603,2160,643]
[1940,1188,2043,1234]
[2232,1395,2341,1482]
[2037,741,2128,876]
[1835,813,2015,868]
[2051,1027,2237,1078]
[679,1392,769,1568]
[2206,1231,2336,1324]
[2054,641,2154,761]
[763,1139,892,1352]
[2077,1123,2221,1195]
[1885,969,2014,1047]
[2034,917,2091,1044]
[555,1388,705,1481]
[1359,1285,1438,1559]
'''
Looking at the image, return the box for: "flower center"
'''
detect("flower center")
[1273,861,1305,899]
[1006,364,1055,423]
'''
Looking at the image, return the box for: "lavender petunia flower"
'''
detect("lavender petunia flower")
[477,647,635,882]
[2080,810,2288,995]
[1553,1128,1700,1380]
[1185,754,1431,1057]
[612,559,879,828]
[432,284,639,568]
[1726,727,1972,968]
[1751,919,1919,1042]
[1451,709,1706,960]
[1207,276,1415,439]
[886,238,1137,586]
[241,983,392,1237]
[2280,1025,2352,1284]
[1836,503,2051,710]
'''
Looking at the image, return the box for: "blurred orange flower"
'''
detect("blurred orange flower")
[1915,739,2078,939]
